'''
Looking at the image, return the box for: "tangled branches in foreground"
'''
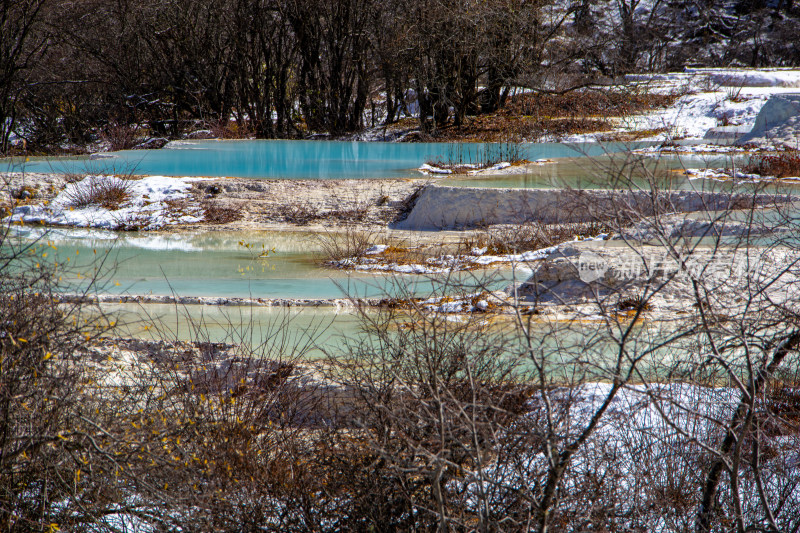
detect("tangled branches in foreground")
[3,156,800,531]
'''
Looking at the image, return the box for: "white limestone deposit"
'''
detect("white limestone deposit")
[394,185,795,230]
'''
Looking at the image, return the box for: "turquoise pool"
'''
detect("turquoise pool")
[3,140,642,179]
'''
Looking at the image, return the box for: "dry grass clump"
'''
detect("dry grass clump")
[202,201,243,224]
[743,149,800,178]
[463,221,611,255]
[617,296,652,313]
[315,228,377,263]
[64,176,133,210]
[374,245,427,265]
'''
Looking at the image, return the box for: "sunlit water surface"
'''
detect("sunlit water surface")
[4,139,642,179]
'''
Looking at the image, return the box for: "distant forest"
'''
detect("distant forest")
[2,0,799,153]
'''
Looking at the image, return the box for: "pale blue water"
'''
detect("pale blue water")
[105,303,365,357]
[451,152,800,191]
[10,227,513,299]
[3,140,640,179]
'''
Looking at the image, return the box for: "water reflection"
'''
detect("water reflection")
[4,140,640,179]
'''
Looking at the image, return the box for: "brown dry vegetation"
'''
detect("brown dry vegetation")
[5,198,800,532]
[462,221,613,255]
[63,176,133,210]
[423,89,681,142]
[202,201,243,224]
[744,149,800,178]
[504,89,682,118]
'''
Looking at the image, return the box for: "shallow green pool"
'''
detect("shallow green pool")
[10,227,517,300]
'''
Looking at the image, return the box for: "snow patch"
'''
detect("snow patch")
[685,168,800,182]
[336,243,569,274]
[418,163,452,175]
[6,175,210,230]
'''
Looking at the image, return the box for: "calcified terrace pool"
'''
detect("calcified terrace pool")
[11,227,515,300]
[6,139,640,179]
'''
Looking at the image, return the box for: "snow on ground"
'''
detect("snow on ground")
[337,236,607,276]
[5,175,209,230]
[417,292,496,314]
[633,143,777,155]
[418,163,453,175]
[684,168,800,182]
[468,380,800,528]
[623,90,767,140]
[418,160,553,176]
[686,68,800,88]
[620,69,800,146]
[163,141,211,150]
[418,162,512,176]
[627,68,800,91]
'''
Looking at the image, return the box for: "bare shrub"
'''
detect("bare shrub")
[202,201,243,224]
[326,203,370,223]
[617,295,652,312]
[208,118,254,139]
[743,149,800,178]
[63,175,134,210]
[314,228,377,263]
[62,171,85,184]
[275,198,371,225]
[319,301,535,530]
[90,308,331,532]
[0,220,124,531]
[100,122,141,151]
[275,202,319,225]
[8,185,37,200]
[763,376,800,436]
[462,220,611,254]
